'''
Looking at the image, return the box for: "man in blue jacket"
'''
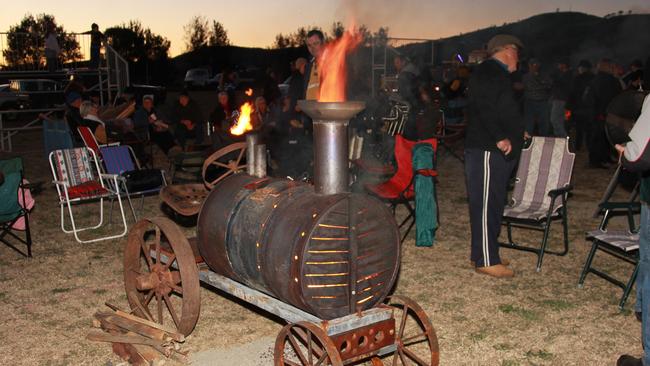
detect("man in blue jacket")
[465,34,525,278]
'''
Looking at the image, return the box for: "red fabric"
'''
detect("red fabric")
[78,127,100,156]
[366,135,437,200]
[64,181,108,200]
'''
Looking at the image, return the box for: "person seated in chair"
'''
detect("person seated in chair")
[170,91,205,148]
[133,95,181,157]
[65,92,85,142]
[79,101,104,132]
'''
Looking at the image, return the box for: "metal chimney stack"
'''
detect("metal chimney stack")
[297,100,366,195]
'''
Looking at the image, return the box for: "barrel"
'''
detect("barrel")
[197,173,401,319]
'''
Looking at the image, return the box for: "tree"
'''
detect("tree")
[271,26,316,48]
[208,20,230,46]
[331,21,345,40]
[183,16,210,51]
[3,13,81,68]
[105,21,170,62]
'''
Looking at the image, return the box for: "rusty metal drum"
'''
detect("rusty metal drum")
[197,173,401,319]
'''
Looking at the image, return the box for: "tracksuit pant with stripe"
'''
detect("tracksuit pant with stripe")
[465,148,517,267]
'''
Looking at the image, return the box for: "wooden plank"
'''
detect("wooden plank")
[102,303,185,342]
[95,313,171,342]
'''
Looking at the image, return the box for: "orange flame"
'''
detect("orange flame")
[230,102,253,135]
[318,28,362,102]
[245,88,253,96]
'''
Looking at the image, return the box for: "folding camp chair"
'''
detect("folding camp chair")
[365,135,437,243]
[42,119,74,159]
[0,157,33,257]
[49,147,128,243]
[78,126,120,157]
[99,145,166,220]
[500,136,576,271]
[578,199,640,310]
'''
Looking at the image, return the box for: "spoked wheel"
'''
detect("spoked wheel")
[371,296,439,365]
[202,142,247,189]
[274,321,343,366]
[124,217,201,336]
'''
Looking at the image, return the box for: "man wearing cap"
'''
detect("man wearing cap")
[465,34,525,278]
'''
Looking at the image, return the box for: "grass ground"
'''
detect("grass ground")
[0,103,642,365]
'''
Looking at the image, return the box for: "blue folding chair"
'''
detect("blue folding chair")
[100,145,166,220]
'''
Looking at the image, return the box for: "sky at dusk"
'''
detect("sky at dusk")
[2,0,649,56]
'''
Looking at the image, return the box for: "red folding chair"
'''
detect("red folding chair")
[365,135,437,242]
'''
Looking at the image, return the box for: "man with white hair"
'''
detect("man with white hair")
[465,34,525,278]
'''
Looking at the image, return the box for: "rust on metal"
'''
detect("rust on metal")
[329,317,395,362]
[124,218,201,336]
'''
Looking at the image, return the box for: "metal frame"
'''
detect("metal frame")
[157,250,400,362]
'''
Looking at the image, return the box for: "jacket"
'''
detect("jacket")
[465,59,524,159]
[622,94,650,202]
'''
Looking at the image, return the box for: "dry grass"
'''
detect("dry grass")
[0,132,642,365]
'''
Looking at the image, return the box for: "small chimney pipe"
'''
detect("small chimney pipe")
[297,100,366,195]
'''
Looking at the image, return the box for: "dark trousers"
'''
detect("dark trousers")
[465,148,517,267]
[587,118,609,165]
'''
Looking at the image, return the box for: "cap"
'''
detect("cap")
[487,34,523,54]
[65,92,81,104]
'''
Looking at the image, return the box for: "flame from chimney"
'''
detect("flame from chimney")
[245,88,253,96]
[318,28,362,102]
[230,102,253,136]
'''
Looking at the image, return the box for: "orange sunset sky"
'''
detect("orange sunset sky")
[1,0,649,57]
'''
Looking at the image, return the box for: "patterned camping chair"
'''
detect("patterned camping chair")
[578,198,640,310]
[500,137,575,271]
[0,157,33,257]
[49,147,128,243]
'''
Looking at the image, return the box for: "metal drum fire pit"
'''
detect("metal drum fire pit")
[123,100,440,365]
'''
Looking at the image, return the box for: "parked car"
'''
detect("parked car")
[0,84,30,111]
[8,79,65,108]
[184,68,217,89]
[126,84,167,105]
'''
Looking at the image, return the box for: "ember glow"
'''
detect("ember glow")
[245,88,253,96]
[317,28,362,102]
[230,102,253,135]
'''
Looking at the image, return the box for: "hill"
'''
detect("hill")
[410,12,650,66]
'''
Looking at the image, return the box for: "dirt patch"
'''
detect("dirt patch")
[0,129,642,365]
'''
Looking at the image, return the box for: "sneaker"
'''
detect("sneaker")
[475,264,514,278]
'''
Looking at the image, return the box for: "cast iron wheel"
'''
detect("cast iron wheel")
[371,295,439,365]
[124,217,200,336]
[274,321,343,366]
[202,142,247,189]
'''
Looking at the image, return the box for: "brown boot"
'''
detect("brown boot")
[471,258,510,267]
[475,264,514,278]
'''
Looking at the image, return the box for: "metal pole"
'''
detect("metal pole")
[254,144,267,178]
[313,119,349,194]
[246,133,258,176]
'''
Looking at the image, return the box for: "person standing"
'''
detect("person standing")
[567,60,594,151]
[303,29,325,102]
[394,54,421,140]
[615,94,650,366]
[522,58,551,137]
[44,26,60,73]
[549,60,572,137]
[83,23,103,69]
[465,34,525,278]
[585,58,623,168]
